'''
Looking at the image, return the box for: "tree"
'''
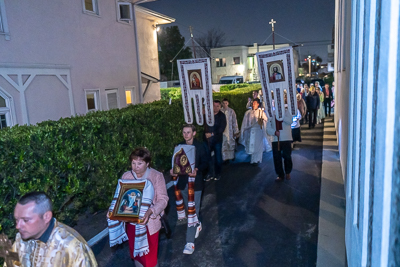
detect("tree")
[195,28,226,58]
[158,26,192,81]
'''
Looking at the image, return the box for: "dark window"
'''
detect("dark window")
[216,58,226,67]
[233,57,240,65]
[0,114,7,129]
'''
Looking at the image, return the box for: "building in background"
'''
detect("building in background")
[0,0,173,127]
[210,43,299,84]
[334,0,399,265]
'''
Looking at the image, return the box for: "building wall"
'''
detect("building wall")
[136,12,161,103]
[335,0,400,266]
[211,43,293,84]
[0,0,141,125]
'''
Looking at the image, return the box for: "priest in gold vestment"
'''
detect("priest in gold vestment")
[4,192,97,267]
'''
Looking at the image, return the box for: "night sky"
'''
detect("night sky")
[141,0,335,63]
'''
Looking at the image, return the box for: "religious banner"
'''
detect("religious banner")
[177,58,214,126]
[256,47,297,121]
[172,144,196,175]
[109,180,153,224]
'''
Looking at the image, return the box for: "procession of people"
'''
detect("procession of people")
[3,82,333,266]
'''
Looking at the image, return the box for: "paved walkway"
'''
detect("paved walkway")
[92,121,325,266]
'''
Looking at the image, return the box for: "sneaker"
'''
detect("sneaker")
[214,175,221,181]
[195,222,202,238]
[204,175,213,182]
[183,242,195,254]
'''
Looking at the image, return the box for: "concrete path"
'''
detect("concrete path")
[92,122,325,267]
[316,117,346,267]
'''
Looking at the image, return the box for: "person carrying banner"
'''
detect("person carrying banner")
[266,105,293,181]
[170,124,209,255]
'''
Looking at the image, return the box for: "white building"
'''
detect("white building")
[334,0,399,265]
[210,43,299,83]
[0,0,174,127]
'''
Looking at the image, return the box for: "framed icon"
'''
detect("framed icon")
[109,181,146,223]
[188,69,203,90]
[267,60,285,83]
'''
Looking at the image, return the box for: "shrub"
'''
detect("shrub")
[0,84,256,238]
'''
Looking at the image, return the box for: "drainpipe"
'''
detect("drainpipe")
[132,0,149,103]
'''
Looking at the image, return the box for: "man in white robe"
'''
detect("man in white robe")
[221,98,240,161]
[239,99,272,164]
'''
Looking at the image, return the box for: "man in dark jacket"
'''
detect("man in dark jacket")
[323,84,333,116]
[204,100,227,181]
[171,124,209,254]
[306,88,320,128]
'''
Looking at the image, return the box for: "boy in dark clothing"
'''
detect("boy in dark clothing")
[170,124,209,254]
[203,100,227,181]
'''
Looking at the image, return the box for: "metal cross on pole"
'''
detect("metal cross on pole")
[269,19,276,50]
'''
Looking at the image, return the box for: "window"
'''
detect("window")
[106,89,119,110]
[216,58,226,67]
[85,89,100,112]
[233,57,240,65]
[83,0,99,15]
[0,0,10,40]
[247,57,254,69]
[0,92,12,129]
[118,2,132,22]
[125,86,136,105]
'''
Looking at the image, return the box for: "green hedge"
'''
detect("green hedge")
[0,85,257,238]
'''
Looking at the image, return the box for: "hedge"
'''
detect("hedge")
[0,85,258,238]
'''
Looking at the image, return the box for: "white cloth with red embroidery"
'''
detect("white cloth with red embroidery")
[256,47,298,122]
[107,178,154,257]
[177,58,214,126]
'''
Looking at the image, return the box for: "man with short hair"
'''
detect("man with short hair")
[170,124,208,254]
[221,98,240,162]
[204,100,227,181]
[246,90,264,109]
[8,192,97,266]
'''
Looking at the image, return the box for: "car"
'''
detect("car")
[219,76,244,84]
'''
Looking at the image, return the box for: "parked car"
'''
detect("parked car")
[219,76,244,84]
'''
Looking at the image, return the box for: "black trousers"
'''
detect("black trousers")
[308,109,318,128]
[272,141,293,178]
[324,99,332,116]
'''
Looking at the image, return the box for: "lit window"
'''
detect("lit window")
[233,57,240,65]
[216,58,226,67]
[83,0,99,15]
[106,89,119,110]
[85,89,100,112]
[118,2,132,22]
[125,86,135,105]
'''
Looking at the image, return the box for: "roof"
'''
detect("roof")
[141,72,159,83]
[135,6,175,24]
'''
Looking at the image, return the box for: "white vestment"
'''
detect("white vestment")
[222,107,240,161]
[239,109,272,163]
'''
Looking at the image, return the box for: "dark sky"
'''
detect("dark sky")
[141,0,335,62]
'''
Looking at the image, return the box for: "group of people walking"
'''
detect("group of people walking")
[6,84,334,267]
[297,81,334,128]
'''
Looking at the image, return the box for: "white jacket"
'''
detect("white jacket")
[266,109,293,142]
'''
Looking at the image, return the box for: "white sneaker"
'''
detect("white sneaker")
[183,242,195,254]
[195,222,202,238]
